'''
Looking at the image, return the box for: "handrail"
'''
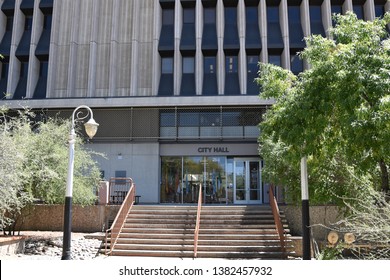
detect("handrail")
[193,187,202,258]
[105,180,136,255]
[269,185,286,255]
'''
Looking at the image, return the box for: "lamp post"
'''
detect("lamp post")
[62,105,99,260]
[301,156,311,260]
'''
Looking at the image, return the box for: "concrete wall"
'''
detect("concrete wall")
[16,204,342,241]
[280,205,342,242]
[16,204,120,233]
[90,142,160,204]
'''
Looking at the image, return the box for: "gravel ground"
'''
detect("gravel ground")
[0,231,107,260]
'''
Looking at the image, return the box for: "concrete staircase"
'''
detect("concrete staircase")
[108,205,293,259]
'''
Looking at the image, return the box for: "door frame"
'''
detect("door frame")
[233,158,262,204]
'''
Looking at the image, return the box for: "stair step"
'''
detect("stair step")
[111,249,194,258]
[106,205,293,259]
[196,251,286,259]
[114,238,284,246]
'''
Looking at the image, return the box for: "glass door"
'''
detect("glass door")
[234,158,262,204]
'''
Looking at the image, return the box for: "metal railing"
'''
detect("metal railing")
[108,177,133,204]
[105,179,136,255]
[193,187,202,258]
[269,185,286,255]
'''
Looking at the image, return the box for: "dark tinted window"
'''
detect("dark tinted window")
[162,9,174,25]
[162,57,173,73]
[375,5,385,17]
[353,5,364,19]
[160,112,176,126]
[226,56,238,73]
[204,56,216,74]
[269,55,281,66]
[225,7,237,25]
[179,112,200,126]
[290,54,303,74]
[25,16,33,30]
[183,8,195,24]
[247,55,259,74]
[246,6,258,24]
[183,57,195,73]
[204,7,216,24]
[267,6,279,23]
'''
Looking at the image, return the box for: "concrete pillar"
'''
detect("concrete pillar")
[7,0,23,98]
[280,0,290,70]
[196,0,202,95]
[130,0,140,96]
[217,0,224,95]
[238,0,246,95]
[322,0,332,38]
[174,0,181,96]
[259,0,267,63]
[109,0,121,97]
[87,0,100,98]
[152,0,161,96]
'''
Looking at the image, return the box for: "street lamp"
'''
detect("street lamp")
[62,105,99,260]
[301,156,311,260]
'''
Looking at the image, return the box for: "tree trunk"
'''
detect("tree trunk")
[379,159,389,193]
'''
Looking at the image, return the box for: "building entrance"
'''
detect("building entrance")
[233,158,262,204]
[160,156,263,204]
[160,156,228,204]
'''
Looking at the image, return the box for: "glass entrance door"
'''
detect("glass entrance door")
[234,159,262,204]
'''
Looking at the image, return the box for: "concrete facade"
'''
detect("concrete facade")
[0,0,388,204]
[1,0,387,103]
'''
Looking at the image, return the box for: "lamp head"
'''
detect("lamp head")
[84,118,99,139]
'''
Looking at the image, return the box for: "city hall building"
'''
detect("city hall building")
[0,0,388,205]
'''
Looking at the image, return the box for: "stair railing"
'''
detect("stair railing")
[269,185,286,255]
[105,179,136,255]
[193,187,202,258]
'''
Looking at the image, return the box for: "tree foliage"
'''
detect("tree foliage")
[256,12,390,205]
[327,190,390,259]
[0,107,102,232]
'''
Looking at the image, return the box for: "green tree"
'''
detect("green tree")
[0,107,102,233]
[256,12,390,204]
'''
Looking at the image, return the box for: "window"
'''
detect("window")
[247,56,258,74]
[269,55,281,66]
[246,6,261,49]
[25,16,33,31]
[39,61,48,77]
[309,5,325,36]
[246,6,258,25]
[288,5,305,48]
[267,6,283,48]
[226,56,238,73]
[179,112,199,126]
[160,111,176,127]
[204,56,216,74]
[20,62,29,78]
[225,7,237,25]
[290,54,303,74]
[162,57,173,73]
[375,5,385,17]
[43,14,52,30]
[353,5,364,19]
[202,6,217,51]
[203,56,218,95]
[162,9,174,25]
[6,17,13,31]
[204,7,216,24]
[183,8,195,24]
[224,6,239,50]
[331,1,344,26]
[183,57,194,74]
[1,63,9,79]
